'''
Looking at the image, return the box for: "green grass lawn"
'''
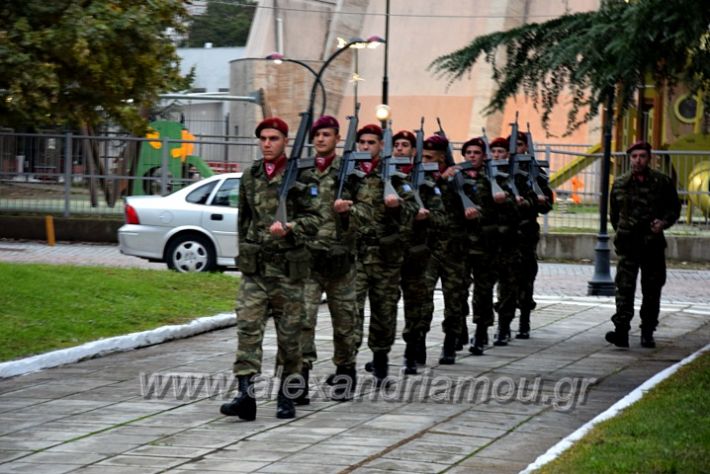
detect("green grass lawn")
[537,351,710,473]
[0,263,238,362]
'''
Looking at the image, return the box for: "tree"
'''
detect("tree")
[430,0,710,136]
[0,0,192,134]
[183,1,256,48]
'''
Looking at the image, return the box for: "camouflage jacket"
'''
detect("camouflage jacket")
[514,171,554,240]
[406,173,447,248]
[459,169,501,254]
[610,168,680,235]
[238,159,323,253]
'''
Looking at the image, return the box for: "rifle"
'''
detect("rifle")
[525,122,550,201]
[381,123,410,202]
[435,118,479,213]
[481,129,507,199]
[275,111,315,225]
[336,104,371,200]
[506,112,531,199]
[410,118,438,209]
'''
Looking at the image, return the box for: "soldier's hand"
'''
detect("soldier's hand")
[333,199,353,213]
[493,191,507,203]
[384,194,400,208]
[464,207,480,220]
[441,166,459,179]
[537,194,548,204]
[415,208,430,220]
[650,219,665,234]
[515,195,527,206]
[269,221,292,237]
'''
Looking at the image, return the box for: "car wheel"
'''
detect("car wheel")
[166,234,216,273]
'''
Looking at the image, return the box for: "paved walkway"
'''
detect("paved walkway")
[0,241,709,473]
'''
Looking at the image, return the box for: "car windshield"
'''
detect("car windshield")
[211,178,240,207]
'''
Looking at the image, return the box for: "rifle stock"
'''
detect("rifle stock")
[275,110,314,225]
[525,123,550,200]
[336,105,370,200]
[381,124,409,202]
[481,130,506,197]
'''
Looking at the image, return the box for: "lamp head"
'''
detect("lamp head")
[366,35,386,48]
[375,104,391,122]
[265,52,285,64]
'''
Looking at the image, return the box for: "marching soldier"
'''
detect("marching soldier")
[221,117,323,421]
[605,141,680,348]
[335,124,417,385]
[300,115,359,401]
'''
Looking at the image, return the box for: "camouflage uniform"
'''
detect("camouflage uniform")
[233,160,322,378]
[302,156,359,371]
[351,161,417,357]
[609,168,680,333]
[400,174,446,365]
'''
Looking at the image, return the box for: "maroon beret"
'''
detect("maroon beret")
[489,136,509,150]
[424,134,449,151]
[626,141,652,155]
[508,133,528,146]
[393,130,416,147]
[357,124,383,140]
[255,117,288,138]
[461,137,485,156]
[310,115,340,138]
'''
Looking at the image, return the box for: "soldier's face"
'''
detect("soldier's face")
[516,140,527,154]
[491,147,508,161]
[629,149,650,174]
[394,139,413,158]
[259,129,288,161]
[358,134,382,159]
[423,150,444,170]
[464,145,485,169]
[313,128,339,157]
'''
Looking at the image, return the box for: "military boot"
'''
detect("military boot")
[640,328,656,348]
[372,351,389,386]
[415,338,427,365]
[403,342,418,375]
[275,378,296,419]
[469,324,488,356]
[220,375,256,421]
[456,324,469,351]
[439,333,456,364]
[605,328,629,348]
[516,312,530,339]
[330,365,357,401]
[293,367,310,406]
[494,322,510,346]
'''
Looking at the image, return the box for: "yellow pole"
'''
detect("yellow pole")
[45,215,56,246]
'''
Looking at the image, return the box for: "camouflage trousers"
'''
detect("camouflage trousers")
[400,251,432,344]
[423,249,469,337]
[494,245,521,327]
[612,243,666,332]
[302,265,359,370]
[232,274,303,377]
[355,255,402,354]
[517,242,539,317]
[468,251,497,328]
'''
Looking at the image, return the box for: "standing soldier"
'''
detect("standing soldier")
[510,133,553,339]
[220,117,322,421]
[605,141,680,348]
[394,129,446,374]
[300,115,359,401]
[335,124,417,385]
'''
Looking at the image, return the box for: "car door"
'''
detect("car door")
[202,177,240,259]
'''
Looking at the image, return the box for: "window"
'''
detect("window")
[186,181,217,204]
[211,178,240,207]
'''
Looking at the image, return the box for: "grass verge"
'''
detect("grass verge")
[537,351,710,473]
[0,263,238,362]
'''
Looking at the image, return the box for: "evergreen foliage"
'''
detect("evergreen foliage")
[183,0,256,47]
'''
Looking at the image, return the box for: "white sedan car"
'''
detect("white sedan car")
[118,173,241,272]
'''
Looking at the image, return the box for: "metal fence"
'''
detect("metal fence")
[1,131,708,235]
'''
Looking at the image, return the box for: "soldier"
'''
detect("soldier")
[487,136,525,346]
[420,135,470,365]
[394,130,446,374]
[605,141,680,348]
[458,138,508,355]
[221,117,323,421]
[301,115,359,401]
[335,124,417,385]
[510,133,553,339]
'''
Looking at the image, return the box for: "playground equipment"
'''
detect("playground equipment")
[131,121,215,196]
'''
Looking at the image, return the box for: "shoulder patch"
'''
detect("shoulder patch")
[434,186,441,195]
[402,184,412,193]
[309,184,319,197]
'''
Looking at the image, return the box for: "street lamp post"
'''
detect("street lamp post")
[264,53,328,117]
[380,0,390,128]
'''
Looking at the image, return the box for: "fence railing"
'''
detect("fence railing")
[1,131,708,235]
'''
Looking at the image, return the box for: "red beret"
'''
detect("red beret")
[255,117,288,138]
[461,137,485,156]
[508,134,528,146]
[393,130,416,147]
[424,134,449,151]
[310,115,340,139]
[489,137,509,150]
[357,124,383,140]
[626,141,652,155]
